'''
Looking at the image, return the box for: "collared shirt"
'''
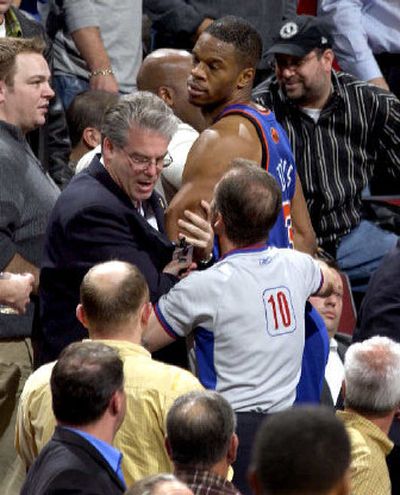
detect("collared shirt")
[324,338,345,405]
[176,467,242,495]
[318,0,400,81]
[15,340,203,486]
[63,427,125,487]
[337,410,393,495]
[253,72,400,248]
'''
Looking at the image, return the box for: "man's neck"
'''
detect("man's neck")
[202,90,253,124]
[297,80,333,111]
[59,421,114,445]
[89,321,143,345]
[0,15,4,25]
[346,407,395,435]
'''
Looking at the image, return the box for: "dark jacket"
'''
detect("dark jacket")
[12,6,71,187]
[21,426,125,495]
[37,157,177,365]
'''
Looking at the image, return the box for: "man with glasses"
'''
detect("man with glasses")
[36,92,212,368]
[253,15,400,297]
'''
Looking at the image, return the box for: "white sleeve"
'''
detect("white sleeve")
[156,270,218,338]
[318,0,382,81]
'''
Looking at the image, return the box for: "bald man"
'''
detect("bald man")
[15,261,203,488]
[137,49,205,203]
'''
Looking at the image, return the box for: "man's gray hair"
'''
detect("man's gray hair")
[344,336,400,413]
[126,474,180,495]
[101,91,178,148]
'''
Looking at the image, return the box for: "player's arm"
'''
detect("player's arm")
[142,306,177,352]
[165,129,221,242]
[314,260,335,297]
[166,120,260,243]
[291,173,318,255]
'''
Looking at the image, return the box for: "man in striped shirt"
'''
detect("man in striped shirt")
[253,15,400,292]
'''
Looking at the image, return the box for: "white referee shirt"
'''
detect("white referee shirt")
[155,245,323,413]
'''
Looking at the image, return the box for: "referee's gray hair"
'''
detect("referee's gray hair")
[101,91,178,148]
[344,336,400,413]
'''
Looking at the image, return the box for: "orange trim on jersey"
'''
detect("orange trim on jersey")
[219,108,270,171]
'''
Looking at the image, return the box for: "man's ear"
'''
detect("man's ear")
[0,80,7,104]
[76,303,89,329]
[237,67,255,89]
[321,49,335,73]
[157,86,174,107]
[140,301,152,328]
[164,436,173,460]
[213,211,224,235]
[227,433,239,464]
[110,388,125,418]
[82,127,102,149]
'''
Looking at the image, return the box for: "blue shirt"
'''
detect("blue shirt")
[63,427,125,488]
[319,0,400,81]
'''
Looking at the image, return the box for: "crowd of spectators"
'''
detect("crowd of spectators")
[0,1,399,494]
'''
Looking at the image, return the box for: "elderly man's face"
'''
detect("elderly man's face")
[103,124,170,203]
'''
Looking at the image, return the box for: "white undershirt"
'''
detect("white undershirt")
[300,107,322,123]
[0,19,6,38]
[325,338,345,404]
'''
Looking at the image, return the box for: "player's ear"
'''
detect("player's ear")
[237,67,255,89]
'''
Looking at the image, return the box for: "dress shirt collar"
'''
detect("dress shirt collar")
[62,426,125,486]
[82,338,151,359]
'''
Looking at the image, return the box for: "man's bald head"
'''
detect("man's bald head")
[137,49,204,131]
[79,261,149,333]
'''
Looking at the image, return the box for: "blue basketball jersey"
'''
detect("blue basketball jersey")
[216,103,296,248]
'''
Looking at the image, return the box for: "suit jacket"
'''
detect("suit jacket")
[37,157,177,366]
[320,332,351,408]
[21,426,125,495]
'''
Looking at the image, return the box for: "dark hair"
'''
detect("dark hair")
[0,37,45,86]
[214,159,282,247]
[66,90,119,148]
[205,16,262,69]
[166,391,236,468]
[251,406,351,495]
[51,341,124,425]
[80,261,149,331]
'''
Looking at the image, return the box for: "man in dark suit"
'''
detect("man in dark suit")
[37,91,213,368]
[21,341,126,494]
[309,264,351,407]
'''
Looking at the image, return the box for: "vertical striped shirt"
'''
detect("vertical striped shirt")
[253,72,400,249]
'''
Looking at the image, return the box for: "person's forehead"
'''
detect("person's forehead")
[333,270,343,291]
[194,32,237,63]
[14,52,49,75]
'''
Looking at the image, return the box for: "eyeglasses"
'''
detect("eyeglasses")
[120,148,173,170]
[273,52,320,72]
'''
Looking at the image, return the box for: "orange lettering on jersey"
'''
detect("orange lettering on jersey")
[282,200,294,248]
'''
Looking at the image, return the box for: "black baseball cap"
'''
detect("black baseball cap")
[267,15,332,57]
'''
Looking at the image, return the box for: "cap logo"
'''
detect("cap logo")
[321,36,328,45]
[280,22,298,39]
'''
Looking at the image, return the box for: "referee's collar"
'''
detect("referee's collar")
[220,242,269,261]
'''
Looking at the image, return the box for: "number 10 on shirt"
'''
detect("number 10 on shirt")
[263,287,296,336]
